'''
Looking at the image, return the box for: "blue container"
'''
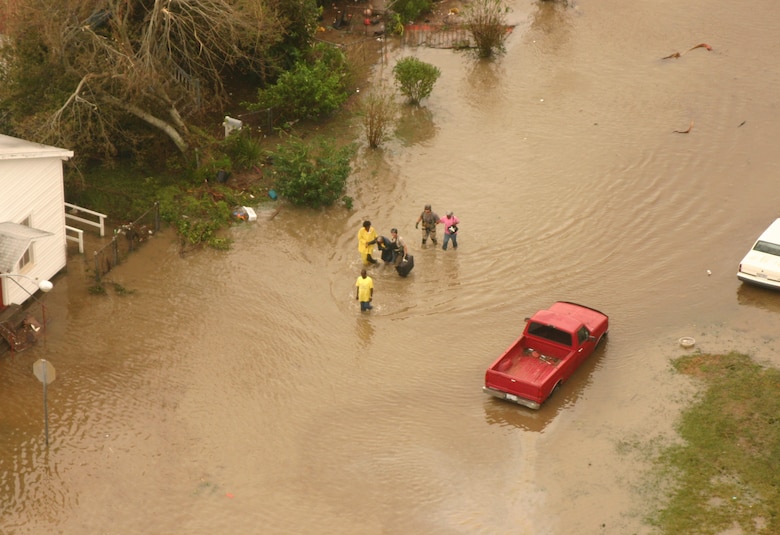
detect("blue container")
[268,189,278,200]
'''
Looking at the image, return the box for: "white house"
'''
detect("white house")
[0,133,73,308]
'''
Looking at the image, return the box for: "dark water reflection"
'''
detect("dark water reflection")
[395,106,437,146]
[3,0,780,533]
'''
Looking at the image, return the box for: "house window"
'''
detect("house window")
[18,216,33,271]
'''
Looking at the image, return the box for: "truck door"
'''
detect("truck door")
[573,326,593,366]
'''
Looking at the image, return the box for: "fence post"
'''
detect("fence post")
[94,251,101,283]
[112,236,119,267]
[86,202,161,286]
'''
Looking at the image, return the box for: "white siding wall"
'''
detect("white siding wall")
[0,158,67,305]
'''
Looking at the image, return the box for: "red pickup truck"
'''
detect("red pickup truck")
[483,301,609,410]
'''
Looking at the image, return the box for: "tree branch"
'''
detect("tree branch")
[103,94,189,153]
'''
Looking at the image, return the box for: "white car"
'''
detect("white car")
[737,218,780,290]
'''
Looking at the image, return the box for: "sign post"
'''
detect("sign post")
[33,359,56,447]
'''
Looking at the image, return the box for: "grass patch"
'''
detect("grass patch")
[64,124,352,251]
[66,156,268,250]
[66,164,177,219]
[649,352,780,534]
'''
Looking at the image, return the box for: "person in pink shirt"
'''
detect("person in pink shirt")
[440,211,460,251]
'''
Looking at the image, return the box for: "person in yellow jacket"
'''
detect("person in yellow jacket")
[355,269,374,311]
[358,220,378,265]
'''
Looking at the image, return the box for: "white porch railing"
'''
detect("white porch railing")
[65,225,84,254]
[64,202,107,237]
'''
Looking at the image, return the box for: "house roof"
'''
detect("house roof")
[0,134,74,161]
[0,222,53,272]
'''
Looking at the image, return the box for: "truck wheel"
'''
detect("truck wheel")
[596,333,607,348]
[550,382,562,398]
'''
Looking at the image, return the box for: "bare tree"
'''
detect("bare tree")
[360,84,397,149]
[465,0,510,58]
[1,0,291,160]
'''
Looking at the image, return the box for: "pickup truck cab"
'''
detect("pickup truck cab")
[483,301,609,410]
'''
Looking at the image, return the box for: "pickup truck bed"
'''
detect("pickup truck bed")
[497,347,563,375]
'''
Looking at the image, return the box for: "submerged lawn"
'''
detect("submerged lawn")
[650,352,780,534]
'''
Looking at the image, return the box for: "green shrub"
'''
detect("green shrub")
[392,57,441,105]
[222,129,264,171]
[390,13,405,35]
[193,156,232,184]
[156,184,234,249]
[156,174,262,250]
[270,137,355,208]
[246,43,350,126]
[392,0,433,23]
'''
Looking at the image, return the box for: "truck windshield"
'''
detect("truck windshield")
[527,322,573,347]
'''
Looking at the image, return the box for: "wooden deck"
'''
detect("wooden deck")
[0,304,42,354]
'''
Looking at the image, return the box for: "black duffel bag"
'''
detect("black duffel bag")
[396,255,414,277]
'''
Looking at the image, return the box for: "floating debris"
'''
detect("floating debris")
[662,42,712,60]
[673,119,694,134]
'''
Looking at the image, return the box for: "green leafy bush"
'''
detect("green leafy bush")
[193,156,233,184]
[392,0,433,23]
[156,173,262,250]
[156,184,234,249]
[390,13,405,35]
[246,43,350,126]
[392,57,441,105]
[222,129,264,171]
[270,137,355,208]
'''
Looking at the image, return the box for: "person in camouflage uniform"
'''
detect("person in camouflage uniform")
[415,204,440,246]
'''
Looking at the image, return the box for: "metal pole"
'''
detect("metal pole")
[42,360,49,447]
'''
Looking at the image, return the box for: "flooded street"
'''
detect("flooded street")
[2,0,780,533]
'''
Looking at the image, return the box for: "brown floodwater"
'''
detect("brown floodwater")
[2,0,780,533]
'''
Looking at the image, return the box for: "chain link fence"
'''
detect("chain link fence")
[92,202,160,283]
[401,24,473,49]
